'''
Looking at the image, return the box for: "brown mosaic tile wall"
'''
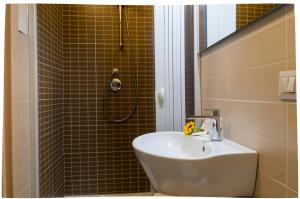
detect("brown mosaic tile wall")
[199,5,207,51]
[184,5,195,116]
[236,4,279,30]
[62,5,155,195]
[37,4,65,197]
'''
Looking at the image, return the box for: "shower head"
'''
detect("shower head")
[119,5,124,50]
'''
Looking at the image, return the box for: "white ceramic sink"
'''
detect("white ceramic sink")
[132,131,257,197]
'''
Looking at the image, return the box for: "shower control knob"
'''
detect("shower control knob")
[112,68,119,75]
[110,78,122,92]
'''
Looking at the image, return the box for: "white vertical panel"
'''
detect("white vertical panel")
[11,4,32,197]
[18,4,28,35]
[29,5,39,196]
[218,5,225,39]
[155,5,185,132]
[228,5,236,36]
[218,5,236,39]
[172,6,181,131]
[167,6,174,130]
[154,6,166,131]
[227,4,236,36]
[206,5,219,46]
[180,6,186,129]
[207,4,236,47]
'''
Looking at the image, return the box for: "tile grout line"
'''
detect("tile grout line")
[202,97,296,105]
[284,5,289,197]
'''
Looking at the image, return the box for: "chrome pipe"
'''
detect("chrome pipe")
[119,5,124,50]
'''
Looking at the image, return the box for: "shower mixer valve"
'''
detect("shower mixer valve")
[103,6,137,123]
[110,68,121,92]
[110,78,121,92]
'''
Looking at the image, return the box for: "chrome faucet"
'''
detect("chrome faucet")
[186,109,222,141]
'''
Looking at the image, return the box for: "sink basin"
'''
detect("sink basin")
[132,131,257,196]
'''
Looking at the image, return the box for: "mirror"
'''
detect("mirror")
[200,4,283,51]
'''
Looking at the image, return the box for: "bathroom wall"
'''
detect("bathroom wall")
[184,5,195,116]
[8,4,38,197]
[236,4,279,30]
[37,4,154,196]
[37,4,64,197]
[62,5,155,195]
[199,5,207,51]
[4,4,39,197]
[200,5,297,197]
[3,4,13,197]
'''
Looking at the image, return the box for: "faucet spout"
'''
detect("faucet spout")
[186,109,222,141]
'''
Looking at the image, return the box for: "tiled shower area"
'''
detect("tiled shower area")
[37,4,155,197]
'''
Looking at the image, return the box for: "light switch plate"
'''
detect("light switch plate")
[279,70,296,101]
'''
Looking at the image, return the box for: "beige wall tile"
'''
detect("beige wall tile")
[225,125,287,184]
[287,59,296,70]
[202,18,286,78]
[228,18,286,69]
[254,171,286,197]
[287,104,298,191]
[256,137,287,183]
[226,128,257,148]
[200,6,296,198]
[201,74,229,99]
[203,99,287,144]
[288,104,297,148]
[287,187,298,198]
[228,62,285,102]
[200,58,207,80]
[201,49,234,77]
[202,99,287,183]
[287,15,295,60]
[287,145,298,191]
[228,101,287,144]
